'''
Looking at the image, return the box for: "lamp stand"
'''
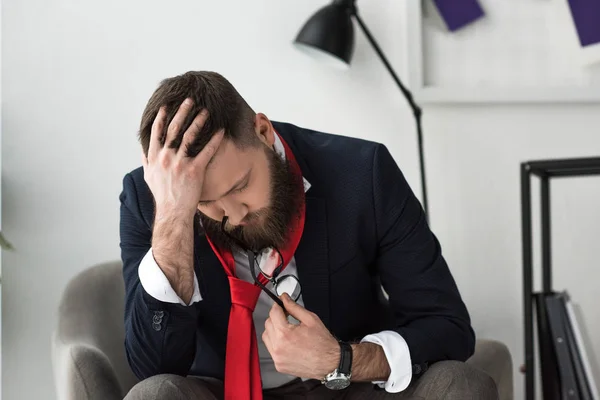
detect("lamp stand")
[351,8,429,221]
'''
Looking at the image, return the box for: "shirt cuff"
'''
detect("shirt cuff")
[138,248,202,306]
[361,330,412,393]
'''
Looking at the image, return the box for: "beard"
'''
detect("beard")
[197,144,304,252]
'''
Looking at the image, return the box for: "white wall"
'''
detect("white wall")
[426,105,600,400]
[1,0,599,399]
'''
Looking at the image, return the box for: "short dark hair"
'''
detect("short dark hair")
[139,71,257,157]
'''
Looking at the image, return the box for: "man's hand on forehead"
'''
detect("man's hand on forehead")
[142,98,224,219]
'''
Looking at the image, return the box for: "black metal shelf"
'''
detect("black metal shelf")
[521,156,600,400]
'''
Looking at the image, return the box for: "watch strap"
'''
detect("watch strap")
[338,341,353,375]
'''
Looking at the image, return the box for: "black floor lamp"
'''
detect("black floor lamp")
[294,0,429,220]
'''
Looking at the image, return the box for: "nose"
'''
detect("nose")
[219,198,248,227]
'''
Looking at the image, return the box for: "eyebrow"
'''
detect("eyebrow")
[199,169,251,204]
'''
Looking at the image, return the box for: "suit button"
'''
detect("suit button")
[413,364,422,374]
[153,315,162,324]
[156,311,164,317]
[152,322,162,331]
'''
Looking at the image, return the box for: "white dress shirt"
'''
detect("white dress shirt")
[138,133,412,392]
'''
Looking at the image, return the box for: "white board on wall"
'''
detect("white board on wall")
[406,0,600,104]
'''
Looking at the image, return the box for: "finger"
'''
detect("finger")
[280,294,314,324]
[269,301,289,328]
[193,130,225,170]
[262,323,272,349]
[178,109,209,158]
[148,106,167,160]
[264,316,274,334]
[166,98,194,147]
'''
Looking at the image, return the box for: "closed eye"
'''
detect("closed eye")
[198,171,251,206]
[235,180,249,193]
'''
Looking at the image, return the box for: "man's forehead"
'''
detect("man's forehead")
[201,140,253,195]
[206,139,248,170]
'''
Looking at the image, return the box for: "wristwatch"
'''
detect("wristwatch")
[322,341,353,390]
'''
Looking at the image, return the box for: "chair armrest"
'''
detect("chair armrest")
[52,261,138,399]
[467,339,514,400]
[52,340,122,400]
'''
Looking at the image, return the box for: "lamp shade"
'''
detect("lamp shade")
[294,2,355,69]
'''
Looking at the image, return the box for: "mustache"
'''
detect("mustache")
[222,209,267,231]
[219,217,244,249]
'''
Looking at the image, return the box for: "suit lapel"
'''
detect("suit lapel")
[295,196,331,328]
[276,123,331,328]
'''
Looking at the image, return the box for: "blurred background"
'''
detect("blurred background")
[2,0,599,399]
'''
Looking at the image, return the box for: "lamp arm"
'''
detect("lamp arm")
[352,11,429,222]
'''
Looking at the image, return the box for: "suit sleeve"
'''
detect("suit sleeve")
[120,173,198,380]
[371,144,475,372]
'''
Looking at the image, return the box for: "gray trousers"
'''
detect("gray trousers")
[124,361,499,400]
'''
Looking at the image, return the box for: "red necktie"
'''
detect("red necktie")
[206,133,306,400]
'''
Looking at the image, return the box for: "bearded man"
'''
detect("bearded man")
[120,71,498,400]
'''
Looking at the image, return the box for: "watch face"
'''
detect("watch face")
[325,377,351,390]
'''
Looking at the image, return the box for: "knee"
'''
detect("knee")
[427,361,498,399]
[124,374,189,400]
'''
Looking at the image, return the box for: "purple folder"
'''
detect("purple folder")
[433,0,485,32]
[567,0,600,47]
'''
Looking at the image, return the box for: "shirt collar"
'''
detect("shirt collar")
[273,132,311,193]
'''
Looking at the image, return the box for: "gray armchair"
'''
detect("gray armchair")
[52,261,514,400]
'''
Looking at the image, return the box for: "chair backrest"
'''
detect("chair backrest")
[54,261,139,395]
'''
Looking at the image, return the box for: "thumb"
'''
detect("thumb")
[280,293,311,321]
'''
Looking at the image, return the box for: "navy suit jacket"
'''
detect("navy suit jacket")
[119,121,475,382]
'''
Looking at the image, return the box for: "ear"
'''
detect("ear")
[254,113,275,147]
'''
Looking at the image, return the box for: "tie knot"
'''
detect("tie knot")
[228,276,261,311]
